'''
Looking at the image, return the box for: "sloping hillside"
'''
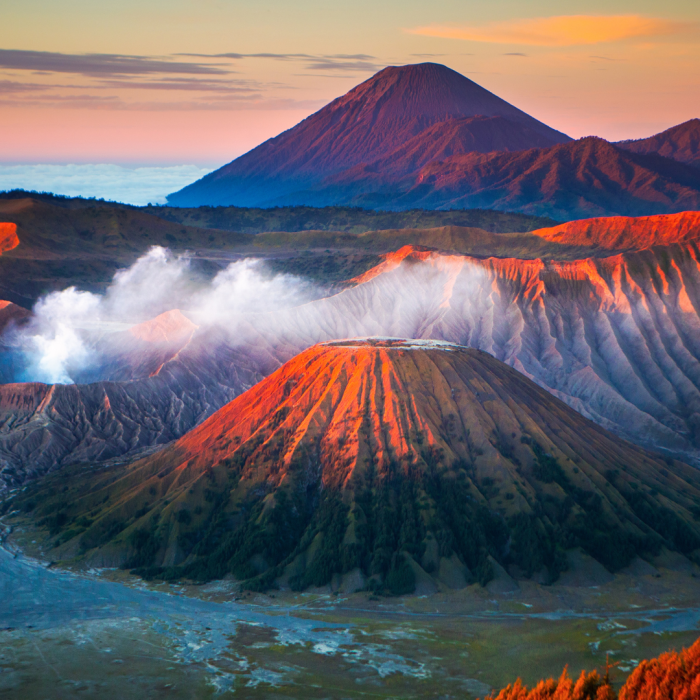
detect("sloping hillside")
[167,63,569,207]
[617,119,700,169]
[14,340,700,593]
[302,137,700,218]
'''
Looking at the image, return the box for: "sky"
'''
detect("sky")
[1,0,699,176]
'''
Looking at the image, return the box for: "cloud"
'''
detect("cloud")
[98,77,262,93]
[325,54,376,61]
[0,49,230,76]
[178,52,375,61]
[178,52,314,60]
[22,288,101,384]
[0,49,383,116]
[191,258,318,327]
[176,52,381,72]
[0,164,212,206]
[304,58,382,72]
[407,15,693,47]
[0,80,53,94]
[502,53,528,57]
[0,94,122,109]
[3,95,326,112]
[7,248,322,383]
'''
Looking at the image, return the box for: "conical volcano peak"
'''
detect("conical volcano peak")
[167,62,570,207]
[331,62,509,121]
[22,340,700,594]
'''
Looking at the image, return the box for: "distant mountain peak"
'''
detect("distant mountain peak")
[167,62,570,208]
[617,119,700,168]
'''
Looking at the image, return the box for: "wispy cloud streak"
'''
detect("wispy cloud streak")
[408,15,694,47]
[177,52,382,72]
[0,49,230,76]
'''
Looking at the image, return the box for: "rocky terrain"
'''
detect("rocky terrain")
[5,212,700,488]
[0,193,553,305]
[275,242,700,461]
[11,339,700,593]
[531,211,700,250]
[0,321,266,488]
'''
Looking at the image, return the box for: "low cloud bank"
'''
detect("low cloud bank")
[0,163,212,205]
[6,246,322,383]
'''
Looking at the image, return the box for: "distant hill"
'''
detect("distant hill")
[302,137,700,219]
[532,211,700,250]
[0,194,556,305]
[167,63,570,208]
[0,189,557,234]
[617,119,700,169]
[149,201,556,234]
[13,340,700,593]
[0,196,254,305]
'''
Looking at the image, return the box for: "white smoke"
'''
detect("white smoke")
[25,288,101,383]
[192,258,316,326]
[104,246,193,320]
[10,246,323,384]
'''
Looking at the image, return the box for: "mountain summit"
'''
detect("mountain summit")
[20,339,700,593]
[167,63,570,207]
[617,119,700,169]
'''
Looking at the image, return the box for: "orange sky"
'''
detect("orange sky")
[1,1,699,166]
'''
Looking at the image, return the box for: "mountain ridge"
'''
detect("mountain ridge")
[293,136,700,218]
[8,215,700,487]
[532,211,700,250]
[617,119,700,168]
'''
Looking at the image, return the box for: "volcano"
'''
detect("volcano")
[19,340,700,594]
[8,211,700,487]
[167,63,570,208]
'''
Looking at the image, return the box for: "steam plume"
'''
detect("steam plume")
[7,246,322,384]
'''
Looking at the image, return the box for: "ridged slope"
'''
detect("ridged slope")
[532,211,700,250]
[8,214,700,484]
[167,63,570,207]
[0,223,19,254]
[617,119,700,169]
[18,340,700,593]
[304,137,700,218]
[315,115,564,182]
[0,327,263,488]
[230,240,700,463]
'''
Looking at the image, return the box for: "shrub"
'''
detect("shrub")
[619,637,700,700]
[384,553,415,596]
[481,638,700,700]
[484,667,614,699]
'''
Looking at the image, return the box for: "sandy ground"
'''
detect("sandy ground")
[3,530,700,699]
